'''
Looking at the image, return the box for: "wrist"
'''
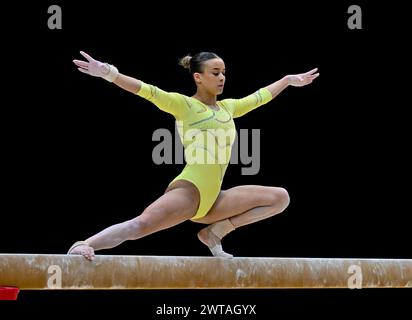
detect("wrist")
[100,63,119,82]
[282,75,291,86]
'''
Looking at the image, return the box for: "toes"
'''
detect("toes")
[220,252,233,259]
[210,244,233,258]
[199,228,233,258]
[215,251,233,259]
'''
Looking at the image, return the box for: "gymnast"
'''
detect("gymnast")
[69,51,319,260]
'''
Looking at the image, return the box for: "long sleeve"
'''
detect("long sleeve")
[228,88,273,118]
[135,81,187,119]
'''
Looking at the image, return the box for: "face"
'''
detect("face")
[194,58,226,95]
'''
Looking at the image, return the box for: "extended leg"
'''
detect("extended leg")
[68,181,199,260]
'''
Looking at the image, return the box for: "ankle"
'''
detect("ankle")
[209,219,235,240]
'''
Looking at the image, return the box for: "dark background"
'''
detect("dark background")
[1,0,410,317]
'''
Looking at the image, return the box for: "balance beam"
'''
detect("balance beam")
[0,254,411,289]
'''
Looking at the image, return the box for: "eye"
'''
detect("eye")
[212,72,219,76]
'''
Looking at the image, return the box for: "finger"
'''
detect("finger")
[78,67,89,74]
[305,72,319,78]
[75,63,89,69]
[86,251,95,261]
[73,60,88,68]
[80,51,94,62]
[308,73,319,80]
[305,68,318,75]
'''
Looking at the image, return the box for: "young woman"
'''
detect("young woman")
[69,51,319,260]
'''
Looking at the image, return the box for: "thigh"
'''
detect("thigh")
[193,185,278,224]
[139,181,200,230]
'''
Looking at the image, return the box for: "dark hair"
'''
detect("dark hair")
[178,52,220,74]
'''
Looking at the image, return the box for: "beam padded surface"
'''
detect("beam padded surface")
[0,254,411,289]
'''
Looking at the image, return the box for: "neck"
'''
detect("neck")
[192,88,217,106]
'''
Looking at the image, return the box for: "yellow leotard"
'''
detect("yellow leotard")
[136,82,272,220]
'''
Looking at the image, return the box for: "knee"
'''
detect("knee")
[269,187,290,212]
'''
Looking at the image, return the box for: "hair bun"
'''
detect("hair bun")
[179,55,192,69]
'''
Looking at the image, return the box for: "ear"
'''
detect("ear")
[193,72,202,84]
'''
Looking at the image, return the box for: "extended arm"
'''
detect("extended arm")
[73,51,185,117]
[73,51,141,94]
[113,74,141,94]
[231,68,319,118]
[264,68,319,99]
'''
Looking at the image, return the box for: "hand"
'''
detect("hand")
[67,240,95,261]
[69,243,95,261]
[73,51,119,82]
[286,68,319,87]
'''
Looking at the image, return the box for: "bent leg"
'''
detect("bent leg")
[69,181,199,260]
[194,185,290,257]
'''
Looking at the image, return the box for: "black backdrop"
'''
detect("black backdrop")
[1,0,410,317]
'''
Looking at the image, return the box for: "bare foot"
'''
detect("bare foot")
[197,227,233,258]
[68,243,95,261]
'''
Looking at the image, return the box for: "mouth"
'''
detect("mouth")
[217,84,224,88]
